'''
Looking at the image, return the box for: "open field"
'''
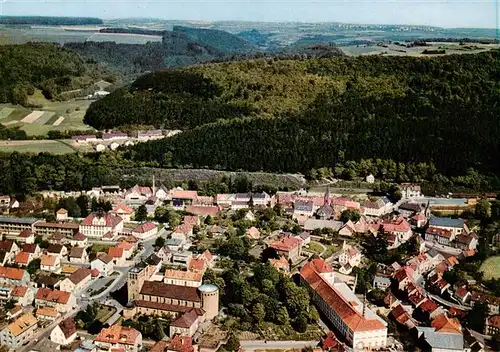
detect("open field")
[0,95,94,136]
[87,32,163,44]
[0,140,76,154]
[480,256,500,280]
[341,42,498,57]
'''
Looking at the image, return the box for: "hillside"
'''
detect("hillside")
[64,27,241,75]
[173,26,257,53]
[0,43,108,105]
[114,51,500,177]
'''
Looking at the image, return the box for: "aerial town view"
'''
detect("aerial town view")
[0,0,499,352]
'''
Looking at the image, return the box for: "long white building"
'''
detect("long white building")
[300,259,387,350]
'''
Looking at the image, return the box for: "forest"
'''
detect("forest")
[0,43,110,104]
[88,50,500,178]
[0,16,103,25]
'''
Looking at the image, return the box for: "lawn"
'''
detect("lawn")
[0,140,75,154]
[95,304,117,323]
[307,241,324,255]
[480,256,500,280]
[321,244,341,259]
[257,322,323,341]
[91,244,113,254]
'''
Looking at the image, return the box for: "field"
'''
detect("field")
[86,32,163,44]
[480,256,500,280]
[0,94,94,137]
[0,26,162,45]
[0,140,76,154]
[341,42,497,57]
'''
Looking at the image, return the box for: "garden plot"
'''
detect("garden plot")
[33,111,55,125]
[0,108,14,119]
[21,110,44,123]
[52,116,65,126]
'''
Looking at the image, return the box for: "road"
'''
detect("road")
[428,293,471,311]
[240,340,318,351]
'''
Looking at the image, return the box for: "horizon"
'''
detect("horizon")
[1,0,498,29]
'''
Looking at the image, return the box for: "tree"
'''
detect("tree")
[308,305,320,323]
[154,237,165,248]
[467,302,489,332]
[76,195,90,217]
[293,314,308,333]
[251,302,266,324]
[224,332,240,352]
[26,258,41,275]
[135,205,148,222]
[276,306,290,325]
[340,209,361,223]
[475,198,491,220]
[205,215,214,225]
[367,288,386,306]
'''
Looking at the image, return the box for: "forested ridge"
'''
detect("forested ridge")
[0,43,110,104]
[86,50,500,177]
[0,16,103,25]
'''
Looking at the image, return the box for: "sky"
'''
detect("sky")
[1,0,498,28]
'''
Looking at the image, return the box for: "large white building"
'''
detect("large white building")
[300,259,388,350]
[79,212,123,240]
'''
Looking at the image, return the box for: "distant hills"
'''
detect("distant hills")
[0,16,103,25]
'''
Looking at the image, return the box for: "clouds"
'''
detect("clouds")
[3,0,497,28]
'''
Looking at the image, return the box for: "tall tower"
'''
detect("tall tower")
[324,187,330,206]
[199,284,219,320]
[152,174,156,195]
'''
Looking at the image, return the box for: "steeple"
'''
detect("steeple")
[324,187,330,206]
[152,174,156,194]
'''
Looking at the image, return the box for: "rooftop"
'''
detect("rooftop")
[7,313,38,336]
[140,281,201,302]
[270,235,302,252]
[300,259,386,332]
[95,325,141,346]
[36,287,71,304]
[429,216,465,229]
[0,216,38,225]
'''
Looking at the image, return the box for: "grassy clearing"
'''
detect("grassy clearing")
[307,241,324,255]
[0,140,75,154]
[480,256,500,280]
[91,243,113,254]
[95,304,117,322]
[321,244,341,259]
[0,108,14,119]
[258,321,323,341]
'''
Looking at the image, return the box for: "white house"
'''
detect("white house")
[56,208,68,221]
[50,318,77,346]
[132,222,158,239]
[68,247,88,264]
[40,254,61,274]
[94,325,142,352]
[80,212,123,240]
[111,204,135,222]
[91,254,114,277]
[366,174,375,183]
[60,268,92,293]
[402,184,424,199]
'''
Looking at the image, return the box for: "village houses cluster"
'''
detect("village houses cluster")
[0,179,496,352]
